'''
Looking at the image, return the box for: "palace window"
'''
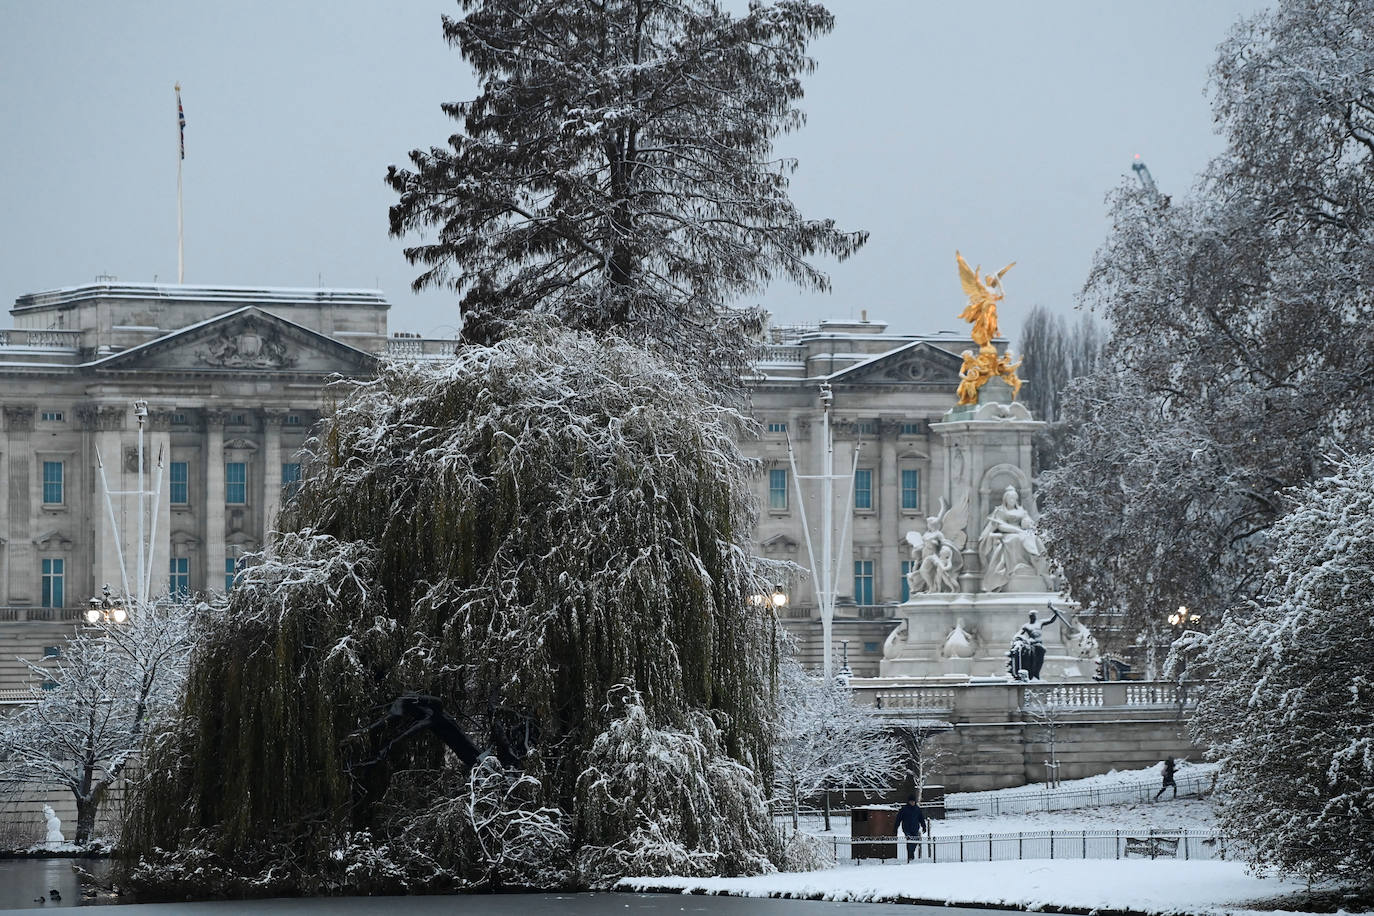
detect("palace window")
[228,413,247,426]
[901,468,921,511]
[900,422,922,436]
[43,646,61,659]
[282,462,302,499]
[40,410,64,422]
[766,421,787,434]
[853,559,874,606]
[854,468,873,510]
[42,461,63,504]
[41,558,64,608]
[170,557,190,597]
[768,468,788,510]
[856,420,877,436]
[172,412,188,425]
[225,556,239,593]
[170,461,189,505]
[901,559,912,603]
[226,462,247,504]
[285,414,303,426]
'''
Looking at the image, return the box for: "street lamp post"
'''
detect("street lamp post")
[85,584,128,625]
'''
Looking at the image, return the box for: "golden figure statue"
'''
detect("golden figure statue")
[954,251,1023,405]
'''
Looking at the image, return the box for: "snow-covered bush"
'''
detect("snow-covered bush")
[1184,452,1374,883]
[122,322,778,894]
[575,684,778,887]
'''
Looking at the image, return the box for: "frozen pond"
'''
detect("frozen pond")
[0,857,109,909]
[0,866,1021,914]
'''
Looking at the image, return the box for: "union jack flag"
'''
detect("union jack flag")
[176,84,185,160]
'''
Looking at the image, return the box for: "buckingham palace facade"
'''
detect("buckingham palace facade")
[0,283,984,679]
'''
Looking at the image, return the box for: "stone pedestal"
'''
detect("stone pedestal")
[879,388,1092,682]
[880,591,1089,680]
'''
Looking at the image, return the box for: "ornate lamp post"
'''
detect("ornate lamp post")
[85,584,128,625]
[1167,605,1200,629]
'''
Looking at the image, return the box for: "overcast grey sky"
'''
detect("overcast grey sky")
[1,1,1268,341]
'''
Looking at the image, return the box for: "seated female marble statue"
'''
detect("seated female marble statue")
[978,485,1048,592]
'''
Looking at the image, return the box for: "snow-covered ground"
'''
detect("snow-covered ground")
[620,859,1331,915]
[621,764,1367,914]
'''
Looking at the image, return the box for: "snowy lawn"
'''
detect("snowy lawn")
[618,858,1338,915]
[622,764,1369,913]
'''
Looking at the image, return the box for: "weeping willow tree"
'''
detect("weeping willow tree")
[121,322,780,896]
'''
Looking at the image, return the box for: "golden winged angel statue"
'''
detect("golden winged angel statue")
[954,251,1024,405]
[956,251,1015,347]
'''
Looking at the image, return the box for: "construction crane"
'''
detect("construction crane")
[1132,154,1164,203]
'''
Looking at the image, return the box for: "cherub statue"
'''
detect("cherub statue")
[905,499,963,595]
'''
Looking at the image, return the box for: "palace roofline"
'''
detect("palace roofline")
[12,282,390,313]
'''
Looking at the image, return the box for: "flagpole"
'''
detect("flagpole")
[175,82,184,284]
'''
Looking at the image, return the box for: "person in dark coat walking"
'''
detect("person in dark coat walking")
[1154,757,1177,800]
[896,794,928,861]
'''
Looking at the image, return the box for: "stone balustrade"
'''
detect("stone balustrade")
[0,329,83,350]
[854,680,1202,720]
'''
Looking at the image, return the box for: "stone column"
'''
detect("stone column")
[833,429,856,604]
[147,410,174,599]
[878,419,901,603]
[204,411,226,594]
[261,409,286,537]
[4,406,35,604]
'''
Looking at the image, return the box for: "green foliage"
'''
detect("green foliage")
[121,323,778,893]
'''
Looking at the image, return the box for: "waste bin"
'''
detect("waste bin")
[919,784,946,820]
[850,806,897,860]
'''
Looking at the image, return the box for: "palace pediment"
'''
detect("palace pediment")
[827,341,964,387]
[88,307,378,377]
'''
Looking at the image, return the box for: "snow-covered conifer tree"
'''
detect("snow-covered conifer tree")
[1183,453,1374,883]
[386,0,865,388]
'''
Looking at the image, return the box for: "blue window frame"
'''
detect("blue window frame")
[901,468,920,511]
[42,461,63,504]
[225,556,238,593]
[768,468,788,510]
[767,421,787,434]
[226,462,247,504]
[170,461,189,505]
[900,559,912,603]
[854,468,873,510]
[854,559,874,606]
[41,558,64,608]
[282,462,302,499]
[900,422,922,435]
[170,557,190,596]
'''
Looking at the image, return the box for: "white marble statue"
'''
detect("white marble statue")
[42,804,64,845]
[905,500,963,595]
[978,485,1049,592]
[940,619,976,659]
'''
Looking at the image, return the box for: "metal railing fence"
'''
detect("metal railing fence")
[805,828,1227,864]
[946,770,1215,816]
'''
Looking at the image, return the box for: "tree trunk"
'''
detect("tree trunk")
[822,789,831,832]
[74,795,98,846]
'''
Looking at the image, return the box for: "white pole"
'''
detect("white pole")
[785,433,820,625]
[136,412,146,608]
[94,447,132,601]
[820,384,833,680]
